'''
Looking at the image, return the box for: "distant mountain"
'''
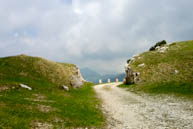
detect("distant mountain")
[101,73,125,83]
[80,68,101,83]
[80,68,125,84]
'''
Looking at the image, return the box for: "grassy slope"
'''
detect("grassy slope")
[0,55,105,128]
[0,54,76,87]
[121,40,193,96]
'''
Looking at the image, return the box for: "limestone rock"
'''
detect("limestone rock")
[138,63,145,67]
[158,46,169,53]
[61,85,69,91]
[174,70,179,75]
[20,84,32,90]
[70,66,85,88]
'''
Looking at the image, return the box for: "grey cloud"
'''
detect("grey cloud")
[0,0,193,73]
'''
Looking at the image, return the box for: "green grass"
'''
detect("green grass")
[0,54,76,87]
[0,55,105,128]
[0,82,105,129]
[122,40,193,96]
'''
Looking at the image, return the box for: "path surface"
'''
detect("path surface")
[94,83,193,129]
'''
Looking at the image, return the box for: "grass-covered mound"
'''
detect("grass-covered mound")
[0,54,78,87]
[122,40,193,96]
[0,55,105,128]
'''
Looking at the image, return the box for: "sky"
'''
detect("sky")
[0,0,193,74]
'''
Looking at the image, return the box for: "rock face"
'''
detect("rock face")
[124,60,140,84]
[70,66,85,88]
[124,61,135,84]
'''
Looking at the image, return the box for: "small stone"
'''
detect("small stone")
[138,63,145,67]
[174,70,179,75]
[61,85,69,91]
[20,84,32,90]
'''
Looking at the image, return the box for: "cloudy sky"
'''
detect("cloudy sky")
[0,0,193,74]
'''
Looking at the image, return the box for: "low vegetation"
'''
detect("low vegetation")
[0,54,77,87]
[0,55,105,128]
[122,40,193,97]
[0,82,105,128]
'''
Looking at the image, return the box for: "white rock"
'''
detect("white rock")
[61,85,69,91]
[174,70,179,75]
[20,84,32,90]
[159,46,169,53]
[138,63,145,67]
[155,46,160,50]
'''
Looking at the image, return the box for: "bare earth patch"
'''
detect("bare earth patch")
[0,86,17,92]
[24,94,55,103]
[37,104,57,113]
[30,121,53,129]
[94,83,193,129]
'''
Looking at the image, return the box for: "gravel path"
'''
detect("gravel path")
[94,83,193,129]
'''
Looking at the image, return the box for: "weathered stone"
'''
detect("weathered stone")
[133,72,140,82]
[174,70,179,75]
[124,63,134,85]
[158,46,169,53]
[20,84,32,90]
[70,67,85,88]
[138,63,145,67]
[61,85,69,91]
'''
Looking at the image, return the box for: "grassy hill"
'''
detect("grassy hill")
[0,54,79,88]
[0,55,105,128]
[121,40,193,96]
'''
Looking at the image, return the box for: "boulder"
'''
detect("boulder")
[125,68,135,84]
[70,67,85,88]
[124,62,135,84]
[70,75,83,88]
[133,72,140,82]
[159,46,169,53]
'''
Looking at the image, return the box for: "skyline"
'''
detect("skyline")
[0,0,193,74]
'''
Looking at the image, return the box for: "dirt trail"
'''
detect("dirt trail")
[94,83,193,129]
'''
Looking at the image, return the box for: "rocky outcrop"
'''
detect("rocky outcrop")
[149,40,167,51]
[124,59,140,85]
[70,66,85,88]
